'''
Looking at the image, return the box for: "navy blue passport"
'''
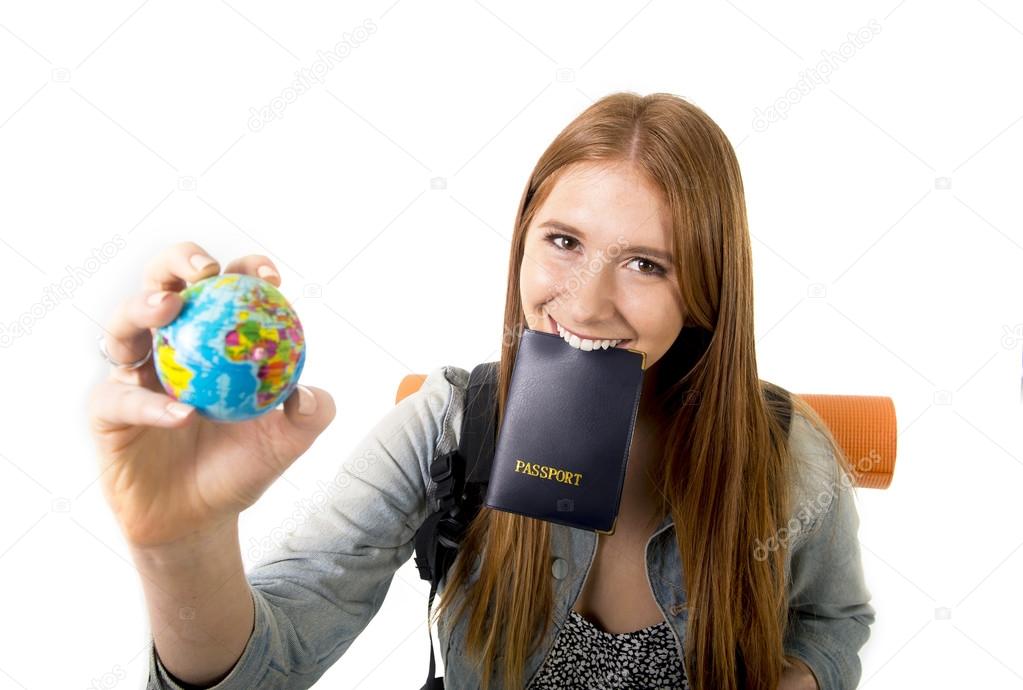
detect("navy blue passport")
[482,328,646,534]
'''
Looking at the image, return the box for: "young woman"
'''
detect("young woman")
[89,92,874,690]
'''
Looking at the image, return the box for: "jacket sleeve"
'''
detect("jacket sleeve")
[146,365,467,689]
[782,414,876,690]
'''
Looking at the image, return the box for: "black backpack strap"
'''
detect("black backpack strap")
[415,362,500,690]
[414,362,500,582]
[462,361,500,484]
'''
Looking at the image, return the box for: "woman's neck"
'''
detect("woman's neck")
[617,404,667,536]
[620,361,677,534]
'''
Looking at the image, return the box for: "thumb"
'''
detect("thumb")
[274,384,336,457]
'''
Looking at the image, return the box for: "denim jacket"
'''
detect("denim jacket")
[148,365,875,690]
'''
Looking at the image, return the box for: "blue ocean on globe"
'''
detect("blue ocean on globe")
[152,273,306,422]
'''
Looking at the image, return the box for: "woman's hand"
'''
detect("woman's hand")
[778,655,820,690]
[87,241,336,548]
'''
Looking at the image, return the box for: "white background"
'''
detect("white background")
[1,1,1021,688]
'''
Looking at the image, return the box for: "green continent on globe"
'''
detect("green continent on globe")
[153,273,306,422]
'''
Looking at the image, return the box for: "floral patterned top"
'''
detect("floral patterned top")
[528,609,689,689]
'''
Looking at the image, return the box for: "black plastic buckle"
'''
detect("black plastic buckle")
[430,451,460,509]
[436,515,465,550]
[414,553,433,580]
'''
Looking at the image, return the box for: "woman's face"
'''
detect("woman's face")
[519,160,685,369]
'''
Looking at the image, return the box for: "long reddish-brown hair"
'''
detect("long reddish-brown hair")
[432,91,853,689]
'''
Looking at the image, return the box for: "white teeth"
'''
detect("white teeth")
[554,320,622,351]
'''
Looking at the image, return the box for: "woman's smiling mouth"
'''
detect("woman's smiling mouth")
[546,313,632,351]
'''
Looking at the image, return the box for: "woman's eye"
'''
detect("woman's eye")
[545,232,577,252]
[543,231,666,276]
[629,258,667,276]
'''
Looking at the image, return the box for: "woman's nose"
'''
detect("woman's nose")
[565,261,618,324]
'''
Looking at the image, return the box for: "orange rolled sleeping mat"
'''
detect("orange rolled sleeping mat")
[395,375,897,490]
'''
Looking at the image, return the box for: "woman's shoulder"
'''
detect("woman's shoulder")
[404,365,472,510]
[413,364,470,396]
[401,365,470,421]
[785,410,849,543]
[788,411,841,486]
[415,364,470,434]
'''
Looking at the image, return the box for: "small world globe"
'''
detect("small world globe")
[152,273,306,422]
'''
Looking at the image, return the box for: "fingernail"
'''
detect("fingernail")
[190,254,218,272]
[165,402,192,419]
[257,265,280,282]
[297,385,316,415]
[147,291,171,307]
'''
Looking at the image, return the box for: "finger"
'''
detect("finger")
[267,385,337,462]
[142,241,220,292]
[102,289,183,376]
[222,255,281,287]
[88,379,195,433]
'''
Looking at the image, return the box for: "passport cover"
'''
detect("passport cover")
[482,328,646,534]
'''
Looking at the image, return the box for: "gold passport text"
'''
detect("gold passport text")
[513,460,582,487]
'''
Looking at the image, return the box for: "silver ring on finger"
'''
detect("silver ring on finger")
[97,334,153,370]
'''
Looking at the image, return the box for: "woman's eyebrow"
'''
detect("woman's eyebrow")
[538,219,672,263]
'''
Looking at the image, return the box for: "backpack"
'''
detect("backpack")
[411,361,793,690]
